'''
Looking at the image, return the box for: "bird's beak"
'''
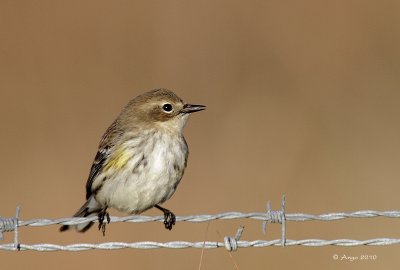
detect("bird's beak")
[180,104,206,114]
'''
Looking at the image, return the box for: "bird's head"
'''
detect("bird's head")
[121,89,205,133]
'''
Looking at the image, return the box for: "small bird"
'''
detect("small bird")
[60,89,205,234]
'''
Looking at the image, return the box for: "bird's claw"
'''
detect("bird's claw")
[98,209,110,236]
[163,210,176,230]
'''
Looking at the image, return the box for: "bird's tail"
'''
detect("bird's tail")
[59,196,102,233]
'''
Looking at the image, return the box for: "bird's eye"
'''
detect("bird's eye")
[162,103,173,113]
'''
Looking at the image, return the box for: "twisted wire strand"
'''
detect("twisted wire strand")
[1,238,400,251]
[17,210,400,227]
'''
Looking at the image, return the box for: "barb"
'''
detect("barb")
[262,195,286,247]
[0,206,20,251]
[224,225,244,252]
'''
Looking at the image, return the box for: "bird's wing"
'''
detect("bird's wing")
[85,121,121,199]
[85,147,110,199]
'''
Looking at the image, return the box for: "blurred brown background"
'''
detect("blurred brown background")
[1,0,400,269]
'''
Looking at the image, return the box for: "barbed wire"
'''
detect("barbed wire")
[13,210,400,227]
[1,196,400,252]
[2,238,400,252]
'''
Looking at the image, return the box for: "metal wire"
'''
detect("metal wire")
[2,196,400,252]
[17,210,400,227]
[1,238,400,251]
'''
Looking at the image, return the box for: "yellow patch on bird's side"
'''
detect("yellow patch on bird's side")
[104,148,131,171]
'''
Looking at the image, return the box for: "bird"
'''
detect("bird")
[60,88,205,235]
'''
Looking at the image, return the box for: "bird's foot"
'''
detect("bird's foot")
[98,208,110,236]
[155,205,176,230]
[163,210,176,230]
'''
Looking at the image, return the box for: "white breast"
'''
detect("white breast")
[96,131,188,214]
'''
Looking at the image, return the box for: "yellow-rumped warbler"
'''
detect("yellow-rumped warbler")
[60,89,205,234]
